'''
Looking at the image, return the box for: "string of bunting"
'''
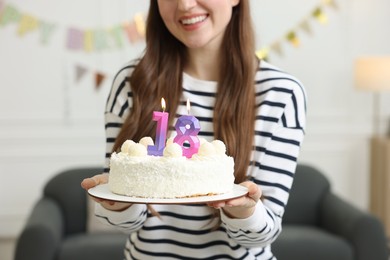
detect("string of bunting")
[0,0,338,90]
[256,0,338,60]
[74,64,107,90]
[0,0,146,90]
[0,1,146,51]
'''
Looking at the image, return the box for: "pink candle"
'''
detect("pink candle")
[148,98,168,156]
[174,99,200,158]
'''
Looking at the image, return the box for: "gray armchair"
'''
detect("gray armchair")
[14,165,389,260]
[272,164,389,260]
[14,167,127,260]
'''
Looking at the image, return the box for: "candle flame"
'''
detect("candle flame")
[186,98,190,114]
[161,98,166,112]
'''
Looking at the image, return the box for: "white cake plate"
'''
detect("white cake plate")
[88,184,248,204]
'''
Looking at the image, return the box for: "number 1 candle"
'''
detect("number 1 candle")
[174,99,200,158]
[147,98,169,156]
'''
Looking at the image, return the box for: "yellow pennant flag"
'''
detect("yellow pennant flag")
[256,47,269,60]
[18,14,39,36]
[134,13,146,37]
[84,30,94,52]
[313,8,328,24]
[286,31,300,47]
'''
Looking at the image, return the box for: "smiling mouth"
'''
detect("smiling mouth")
[180,15,208,25]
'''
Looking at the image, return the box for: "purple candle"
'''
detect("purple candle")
[147,98,168,156]
[174,99,200,158]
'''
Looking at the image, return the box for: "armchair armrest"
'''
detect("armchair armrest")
[15,197,64,260]
[320,192,388,260]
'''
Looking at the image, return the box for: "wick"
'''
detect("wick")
[186,99,191,115]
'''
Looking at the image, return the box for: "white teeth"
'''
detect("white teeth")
[181,15,207,25]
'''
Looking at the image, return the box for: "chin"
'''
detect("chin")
[183,40,210,49]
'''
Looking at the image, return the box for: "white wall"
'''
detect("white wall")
[1,0,389,238]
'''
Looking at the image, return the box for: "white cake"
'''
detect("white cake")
[108,137,235,198]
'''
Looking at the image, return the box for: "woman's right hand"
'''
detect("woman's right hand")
[81,173,132,212]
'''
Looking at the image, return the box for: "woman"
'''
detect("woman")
[82,0,306,259]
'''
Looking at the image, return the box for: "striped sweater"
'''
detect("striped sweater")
[96,60,306,259]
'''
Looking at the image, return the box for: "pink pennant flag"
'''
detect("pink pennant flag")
[67,27,84,50]
[75,65,88,83]
[0,1,5,13]
[123,21,142,44]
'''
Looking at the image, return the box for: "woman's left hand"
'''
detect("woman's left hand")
[207,181,262,219]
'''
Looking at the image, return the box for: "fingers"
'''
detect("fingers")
[240,181,262,201]
[81,173,109,190]
[81,178,96,190]
[207,181,261,209]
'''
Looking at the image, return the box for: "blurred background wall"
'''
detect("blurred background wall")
[0,0,389,242]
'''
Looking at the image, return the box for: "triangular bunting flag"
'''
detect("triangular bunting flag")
[0,5,21,26]
[94,30,109,51]
[109,25,124,48]
[18,14,39,36]
[39,22,56,44]
[84,30,94,52]
[299,20,313,35]
[323,0,338,10]
[75,65,88,83]
[286,31,300,47]
[134,13,146,37]
[95,72,105,90]
[256,47,269,60]
[270,41,284,57]
[0,1,5,13]
[123,21,143,44]
[67,27,84,50]
[313,7,328,24]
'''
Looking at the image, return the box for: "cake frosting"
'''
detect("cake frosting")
[108,137,235,198]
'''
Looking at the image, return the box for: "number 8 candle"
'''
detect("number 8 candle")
[174,99,200,158]
[147,98,168,156]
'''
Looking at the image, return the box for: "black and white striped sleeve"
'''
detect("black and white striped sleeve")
[221,68,306,248]
[103,64,135,173]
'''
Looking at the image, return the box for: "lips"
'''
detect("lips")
[180,15,208,25]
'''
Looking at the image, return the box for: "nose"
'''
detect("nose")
[178,0,197,11]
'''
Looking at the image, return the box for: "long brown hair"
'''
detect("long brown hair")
[113,0,256,184]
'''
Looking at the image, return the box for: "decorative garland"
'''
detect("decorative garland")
[0,0,338,89]
[0,1,146,51]
[256,0,338,60]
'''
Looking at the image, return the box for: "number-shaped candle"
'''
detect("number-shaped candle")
[174,99,200,158]
[147,98,168,156]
